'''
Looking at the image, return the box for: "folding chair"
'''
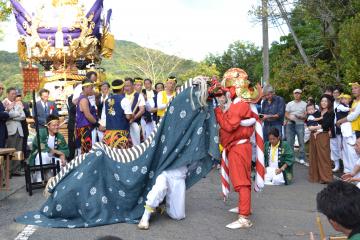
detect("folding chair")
[24,157,60,196]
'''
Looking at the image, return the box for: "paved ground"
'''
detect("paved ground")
[0,176,24,201]
[0,163,342,240]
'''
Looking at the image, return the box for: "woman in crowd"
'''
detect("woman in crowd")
[264,128,294,185]
[308,95,334,184]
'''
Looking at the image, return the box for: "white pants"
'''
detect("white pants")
[32,153,61,182]
[145,166,188,220]
[304,127,311,143]
[130,122,141,146]
[97,130,104,143]
[342,136,358,173]
[341,122,353,139]
[92,128,98,144]
[330,134,343,162]
[141,119,155,140]
[264,167,285,185]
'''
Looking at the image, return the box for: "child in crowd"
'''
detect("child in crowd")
[305,103,322,139]
[337,94,355,145]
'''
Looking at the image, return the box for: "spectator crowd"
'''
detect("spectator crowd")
[1,73,360,190]
[259,83,360,187]
[0,73,179,181]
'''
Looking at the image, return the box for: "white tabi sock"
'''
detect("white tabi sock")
[141,205,154,222]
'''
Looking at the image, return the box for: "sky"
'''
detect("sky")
[0,0,288,61]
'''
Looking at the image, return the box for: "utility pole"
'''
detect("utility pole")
[275,0,311,67]
[262,0,270,85]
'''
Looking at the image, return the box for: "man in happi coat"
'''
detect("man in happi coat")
[157,76,177,119]
[28,115,69,182]
[124,78,145,145]
[102,80,133,149]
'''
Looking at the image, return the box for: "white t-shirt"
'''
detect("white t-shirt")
[146,89,155,100]
[347,102,360,122]
[73,84,82,101]
[120,97,132,115]
[126,92,145,107]
[47,135,56,150]
[269,145,279,169]
[157,92,174,110]
[100,95,109,122]
[286,100,307,123]
[138,93,146,107]
[146,98,155,111]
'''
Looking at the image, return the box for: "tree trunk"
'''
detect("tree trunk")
[275,0,312,67]
[262,0,270,85]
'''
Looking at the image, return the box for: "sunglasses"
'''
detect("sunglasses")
[0,87,4,90]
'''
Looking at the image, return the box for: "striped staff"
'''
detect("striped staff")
[250,103,265,192]
[220,147,230,201]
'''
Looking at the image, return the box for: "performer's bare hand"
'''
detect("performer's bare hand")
[98,125,106,132]
[275,168,282,175]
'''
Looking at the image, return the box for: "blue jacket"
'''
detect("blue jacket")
[105,94,130,131]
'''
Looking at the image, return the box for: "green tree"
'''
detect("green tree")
[205,41,262,83]
[339,12,360,85]
[265,1,356,101]
[0,0,12,39]
[101,40,197,84]
[0,0,11,21]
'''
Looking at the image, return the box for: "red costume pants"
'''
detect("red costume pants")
[227,142,252,216]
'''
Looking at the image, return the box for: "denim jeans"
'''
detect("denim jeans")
[286,123,305,160]
[263,124,283,142]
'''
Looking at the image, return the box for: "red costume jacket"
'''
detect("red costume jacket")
[215,99,255,216]
[215,100,255,148]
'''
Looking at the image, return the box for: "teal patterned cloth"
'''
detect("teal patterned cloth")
[15,83,220,228]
